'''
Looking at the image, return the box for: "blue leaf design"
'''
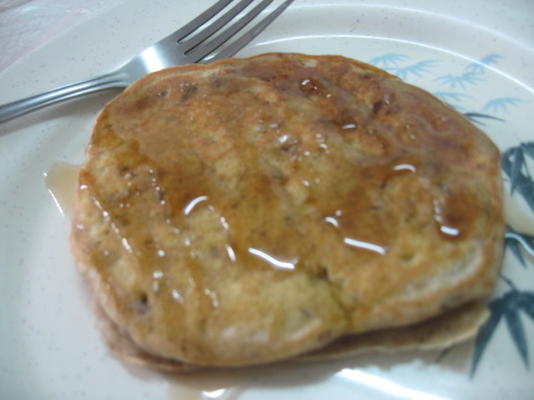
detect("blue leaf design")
[463,112,504,126]
[479,54,502,65]
[500,274,519,291]
[502,144,534,213]
[471,298,505,377]
[519,292,534,320]
[502,148,514,175]
[504,308,530,369]
[521,142,534,160]
[435,72,483,89]
[472,288,534,377]
[464,63,485,75]
[389,60,437,80]
[511,148,525,194]
[483,97,523,113]
[434,92,469,110]
[464,54,502,74]
[433,92,469,102]
[505,233,528,267]
[368,53,407,68]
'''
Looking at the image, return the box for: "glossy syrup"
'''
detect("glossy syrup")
[73,65,481,292]
[44,162,81,218]
[65,64,481,340]
[44,162,243,399]
[45,54,497,387]
[43,158,465,400]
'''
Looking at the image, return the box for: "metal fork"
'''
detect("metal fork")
[0,0,293,123]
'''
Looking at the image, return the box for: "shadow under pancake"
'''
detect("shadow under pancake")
[162,344,473,400]
[102,302,485,399]
[105,312,478,400]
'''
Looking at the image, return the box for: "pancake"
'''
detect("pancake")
[71,53,504,368]
[96,300,488,371]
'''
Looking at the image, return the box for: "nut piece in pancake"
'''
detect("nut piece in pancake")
[71,53,504,368]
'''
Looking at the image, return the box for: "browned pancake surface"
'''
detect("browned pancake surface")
[71,53,504,367]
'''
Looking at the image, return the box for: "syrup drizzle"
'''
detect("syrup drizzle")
[43,53,492,388]
[44,162,81,218]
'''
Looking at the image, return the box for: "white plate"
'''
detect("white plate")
[1,1,533,399]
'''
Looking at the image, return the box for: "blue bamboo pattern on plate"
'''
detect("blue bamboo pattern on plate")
[471,276,534,376]
[470,143,534,375]
[369,54,437,80]
[484,97,524,113]
[370,51,533,377]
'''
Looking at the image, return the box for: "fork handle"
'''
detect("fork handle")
[0,71,128,123]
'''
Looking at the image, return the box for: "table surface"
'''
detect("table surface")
[0,0,125,73]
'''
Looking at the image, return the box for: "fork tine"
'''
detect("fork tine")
[208,0,294,62]
[163,0,234,42]
[180,0,254,52]
[186,0,275,62]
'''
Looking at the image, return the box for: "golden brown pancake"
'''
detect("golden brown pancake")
[71,53,504,368]
[96,300,488,372]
